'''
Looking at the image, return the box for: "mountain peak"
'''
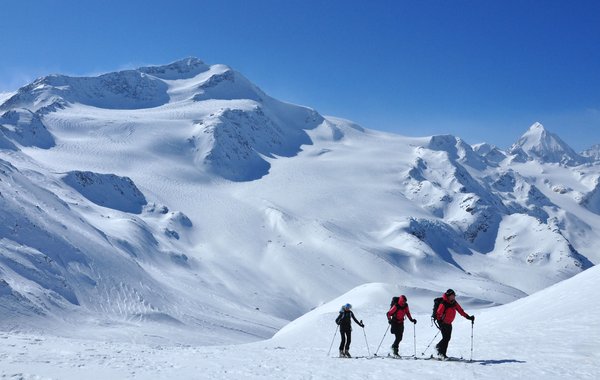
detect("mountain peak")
[581,144,600,161]
[522,122,548,141]
[509,122,585,166]
[137,57,210,80]
[0,68,169,112]
[529,121,545,131]
[472,142,507,164]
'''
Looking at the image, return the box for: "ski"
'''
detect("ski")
[423,354,474,363]
[333,355,370,359]
[384,353,418,360]
[367,354,424,361]
[334,354,446,361]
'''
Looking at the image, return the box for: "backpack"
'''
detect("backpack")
[432,297,444,320]
[388,296,408,322]
[390,296,408,308]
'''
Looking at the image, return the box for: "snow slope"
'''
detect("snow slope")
[0,92,13,105]
[1,265,597,379]
[0,58,599,355]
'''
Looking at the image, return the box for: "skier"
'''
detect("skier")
[435,289,475,360]
[386,295,417,357]
[335,303,364,358]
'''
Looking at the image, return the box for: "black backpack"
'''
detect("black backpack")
[390,296,399,307]
[432,297,444,320]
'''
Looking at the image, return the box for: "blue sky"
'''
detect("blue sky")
[1,0,599,150]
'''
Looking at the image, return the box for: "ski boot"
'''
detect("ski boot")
[344,350,352,358]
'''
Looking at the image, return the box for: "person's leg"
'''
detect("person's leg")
[435,325,443,353]
[435,323,449,355]
[438,323,452,356]
[345,331,352,352]
[339,330,346,351]
[392,324,404,355]
[392,333,401,354]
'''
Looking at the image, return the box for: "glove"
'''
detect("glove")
[359,320,365,328]
[388,319,392,325]
[336,321,340,325]
[468,315,475,321]
[412,319,417,324]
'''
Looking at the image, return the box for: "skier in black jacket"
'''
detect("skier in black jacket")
[335,303,364,357]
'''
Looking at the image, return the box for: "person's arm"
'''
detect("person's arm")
[387,305,397,320]
[406,306,416,323]
[335,312,342,325]
[351,311,364,327]
[455,302,472,319]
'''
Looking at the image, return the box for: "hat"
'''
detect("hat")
[445,289,455,296]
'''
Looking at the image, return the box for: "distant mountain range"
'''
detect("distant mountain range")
[0,58,598,344]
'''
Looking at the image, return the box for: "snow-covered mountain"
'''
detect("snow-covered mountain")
[0,58,598,348]
[581,143,600,161]
[472,142,507,165]
[508,122,587,165]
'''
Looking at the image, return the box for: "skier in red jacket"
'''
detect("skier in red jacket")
[435,289,474,359]
[387,295,417,357]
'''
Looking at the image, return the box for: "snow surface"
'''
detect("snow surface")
[1,266,598,379]
[0,58,599,378]
[0,92,14,105]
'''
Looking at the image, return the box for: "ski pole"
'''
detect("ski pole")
[327,325,339,357]
[413,322,417,357]
[361,322,371,357]
[421,330,440,356]
[374,324,390,356]
[470,320,474,362]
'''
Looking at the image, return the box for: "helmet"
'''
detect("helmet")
[445,289,456,296]
[344,303,352,310]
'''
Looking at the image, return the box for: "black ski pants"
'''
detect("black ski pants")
[391,323,405,349]
[436,322,453,355]
[339,330,351,351]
